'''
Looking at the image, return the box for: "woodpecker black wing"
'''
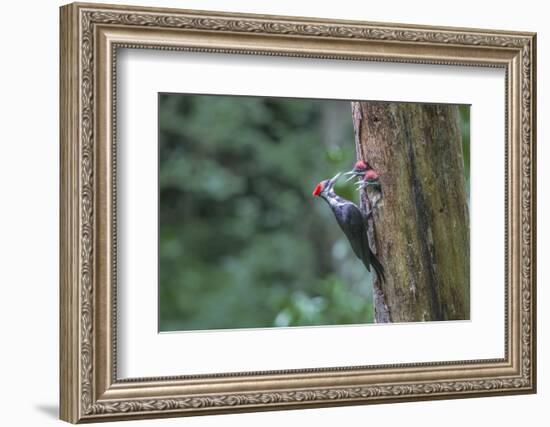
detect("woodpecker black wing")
[330,199,373,273]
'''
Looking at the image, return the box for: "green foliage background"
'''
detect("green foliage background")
[158,94,469,332]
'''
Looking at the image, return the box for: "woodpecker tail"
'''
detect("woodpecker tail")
[370,250,386,284]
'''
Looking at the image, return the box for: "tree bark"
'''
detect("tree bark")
[351,102,470,323]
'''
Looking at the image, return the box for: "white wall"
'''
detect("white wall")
[0,0,545,426]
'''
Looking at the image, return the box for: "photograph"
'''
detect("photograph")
[158,94,471,331]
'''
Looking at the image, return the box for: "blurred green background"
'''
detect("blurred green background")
[158,94,470,332]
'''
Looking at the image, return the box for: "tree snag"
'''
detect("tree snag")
[351,101,470,323]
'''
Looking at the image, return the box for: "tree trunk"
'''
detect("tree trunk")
[351,102,470,323]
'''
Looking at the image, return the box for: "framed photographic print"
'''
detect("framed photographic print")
[60,2,537,423]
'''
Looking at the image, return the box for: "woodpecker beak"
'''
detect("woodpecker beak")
[344,171,361,182]
[327,172,342,189]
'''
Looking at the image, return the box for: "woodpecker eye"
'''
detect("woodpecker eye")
[312,183,323,196]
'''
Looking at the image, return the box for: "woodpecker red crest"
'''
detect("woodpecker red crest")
[312,173,341,198]
[312,183,323,197]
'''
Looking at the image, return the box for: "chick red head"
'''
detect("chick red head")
[353,160,368,172]
[365,168,379,181]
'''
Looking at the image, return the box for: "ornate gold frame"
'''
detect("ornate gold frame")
[60,2,537,423]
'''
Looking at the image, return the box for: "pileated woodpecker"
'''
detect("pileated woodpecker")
[346,160,383,210]
[344,160,368,181]
[313,173,385,283]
